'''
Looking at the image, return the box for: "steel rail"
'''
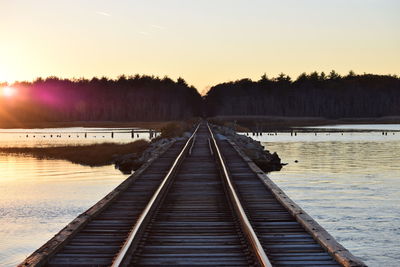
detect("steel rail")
[208,138,213,156]
[207,123,273,267]
[111,123,200,267]
[188,134,196,155]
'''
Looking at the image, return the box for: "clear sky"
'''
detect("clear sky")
[1,0,399,92]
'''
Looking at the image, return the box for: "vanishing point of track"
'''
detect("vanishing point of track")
[21,122,365,267]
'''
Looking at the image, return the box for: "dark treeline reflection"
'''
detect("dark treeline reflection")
[205,71,400,118]
[2,75,202,122]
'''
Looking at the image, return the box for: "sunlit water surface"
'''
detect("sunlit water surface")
[0,127,150,266]
[247,124,400,266]
[1,126,399,266]
[0,127,156,147]
[0,156,128,266]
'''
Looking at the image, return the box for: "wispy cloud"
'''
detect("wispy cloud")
[96,11,111,17]
[150,24,165,30]
[138,31,150,36]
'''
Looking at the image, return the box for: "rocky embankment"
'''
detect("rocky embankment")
[113,133,191,174]
[113,124,282,174]
[212,125,283,172]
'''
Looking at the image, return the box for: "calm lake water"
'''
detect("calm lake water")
[0,127,157,147]
[0,125,399,266]
[0,127,152,266]
[0,156,129,266]
[248,124,400,267]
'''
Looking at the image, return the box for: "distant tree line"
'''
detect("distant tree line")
[1,75,202,123]
[204,71,400,118]
[2,71,400,124]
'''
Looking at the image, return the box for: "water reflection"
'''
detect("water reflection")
[0,127,152,265]
[304,124,400,131]
[0,155,128,266]
[265,139,400,266]
[1,125,399,266]
[0,127,156,147]
[243,131,400,143]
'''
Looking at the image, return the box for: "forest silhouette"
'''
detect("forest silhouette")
[1,71,399,124]
[205,71,400,118]
[0,75,202,123]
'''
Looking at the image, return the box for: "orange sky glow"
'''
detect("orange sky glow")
[1,0,399,91]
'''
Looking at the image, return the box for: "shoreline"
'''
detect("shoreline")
[0,141,149,170]
[210,116,400,131]
[0,121,175,130]
[0,121,196,174]
[0,117,399,130]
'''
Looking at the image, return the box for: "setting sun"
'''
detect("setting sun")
[2,86,17,98]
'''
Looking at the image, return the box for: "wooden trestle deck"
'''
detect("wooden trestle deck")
[20,123,365,267]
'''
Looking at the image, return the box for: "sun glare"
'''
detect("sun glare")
[2,86,17,98]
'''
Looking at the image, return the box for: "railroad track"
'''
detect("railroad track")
[21,122,365,267]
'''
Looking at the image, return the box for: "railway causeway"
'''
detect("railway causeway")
[20,123,366,267]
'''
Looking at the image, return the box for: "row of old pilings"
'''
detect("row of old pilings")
[249,132,263,136]
[246,131,299,136]
[111,129,157,139]
[23,130,159,139]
